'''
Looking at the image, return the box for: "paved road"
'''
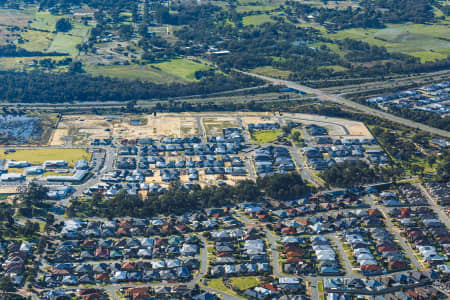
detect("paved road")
[189,235,208,287]
[241,72,450,138]
[196,116,207,143]
[417,183,450,228]
[364,195,423,270]
[327,234,359,277]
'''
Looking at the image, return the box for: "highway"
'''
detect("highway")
[241,72,450,138]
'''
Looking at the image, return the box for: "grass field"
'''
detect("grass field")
[236,4,280,13]
[48,33,83,55]
[0,148,91,166]
[0,56,68,70]
[324,23,450,59]
[0,7,36,43]
[84,64,185,84]
[21,30,55,52]
[251,129,281,143]
[408,50,448,62]
[151,58,211,81]
[243,14,275,26]
[205,278,239,297]
[229,276,260,290]
[252,66,292,79]
[29,11,61,31]
[85,59,210,83]
[318,65,349,72]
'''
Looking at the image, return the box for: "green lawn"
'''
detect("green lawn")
[318,65,349,72]
[318,279,324,292]
[21,30,55,52]
[252,66,292,79]
[29,11,61,31]
[86,59,210,83]
[230,276,260,290]
[151,58,211,81]
[408,50,448,62]
[206,278,239,297]
[251,129,282,143]
[48,33,83,55]
[243,14,275,26]
[0,148,91,166]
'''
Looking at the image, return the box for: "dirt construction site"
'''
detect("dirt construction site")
[49,112,373,146]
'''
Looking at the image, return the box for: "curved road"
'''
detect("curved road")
[241,72,450,138]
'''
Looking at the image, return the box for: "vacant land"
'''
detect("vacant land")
[84,64,185,84]
[251,66,292,79]
[203,117,239,136]
[0,148,91,166]
[84,58,211,83]
[0,7,35,43]
[205,278,239,297]
[49,129,69,146]
[229,276,260,290]
[251,129,281,143]
[151,58,211,82]
[113,115,199,139]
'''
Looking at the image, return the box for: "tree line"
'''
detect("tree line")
[68,173,311,218]
[0,45,66,57]
[0,71,263,102]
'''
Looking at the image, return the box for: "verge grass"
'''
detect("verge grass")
[0,148,91,166]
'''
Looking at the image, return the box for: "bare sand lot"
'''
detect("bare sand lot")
[202,117,239,136]
[49,128,69,146]
[113,115,199,139]
[287,113,372,138]
[50,112,372,145]
[240,115,279,127]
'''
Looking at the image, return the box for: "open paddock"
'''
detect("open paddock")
[0,148,91,166]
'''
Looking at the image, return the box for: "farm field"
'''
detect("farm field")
[0,148,91,166]
[151,58,211,82]
[0,7,35,43]
[324,23,450,62]
[83,64,184,84]
[84,59,211,83]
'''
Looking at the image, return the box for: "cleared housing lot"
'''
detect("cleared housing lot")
[50,112,372,146]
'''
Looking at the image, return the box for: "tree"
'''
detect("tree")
[22,181,48,207]
[38,236,47,254]
[281,125,292,135]
[55,18,72,32]
[427,156,437,167]
[291,131,301,142]
[69,61,83,73]
[0,276,15,299]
